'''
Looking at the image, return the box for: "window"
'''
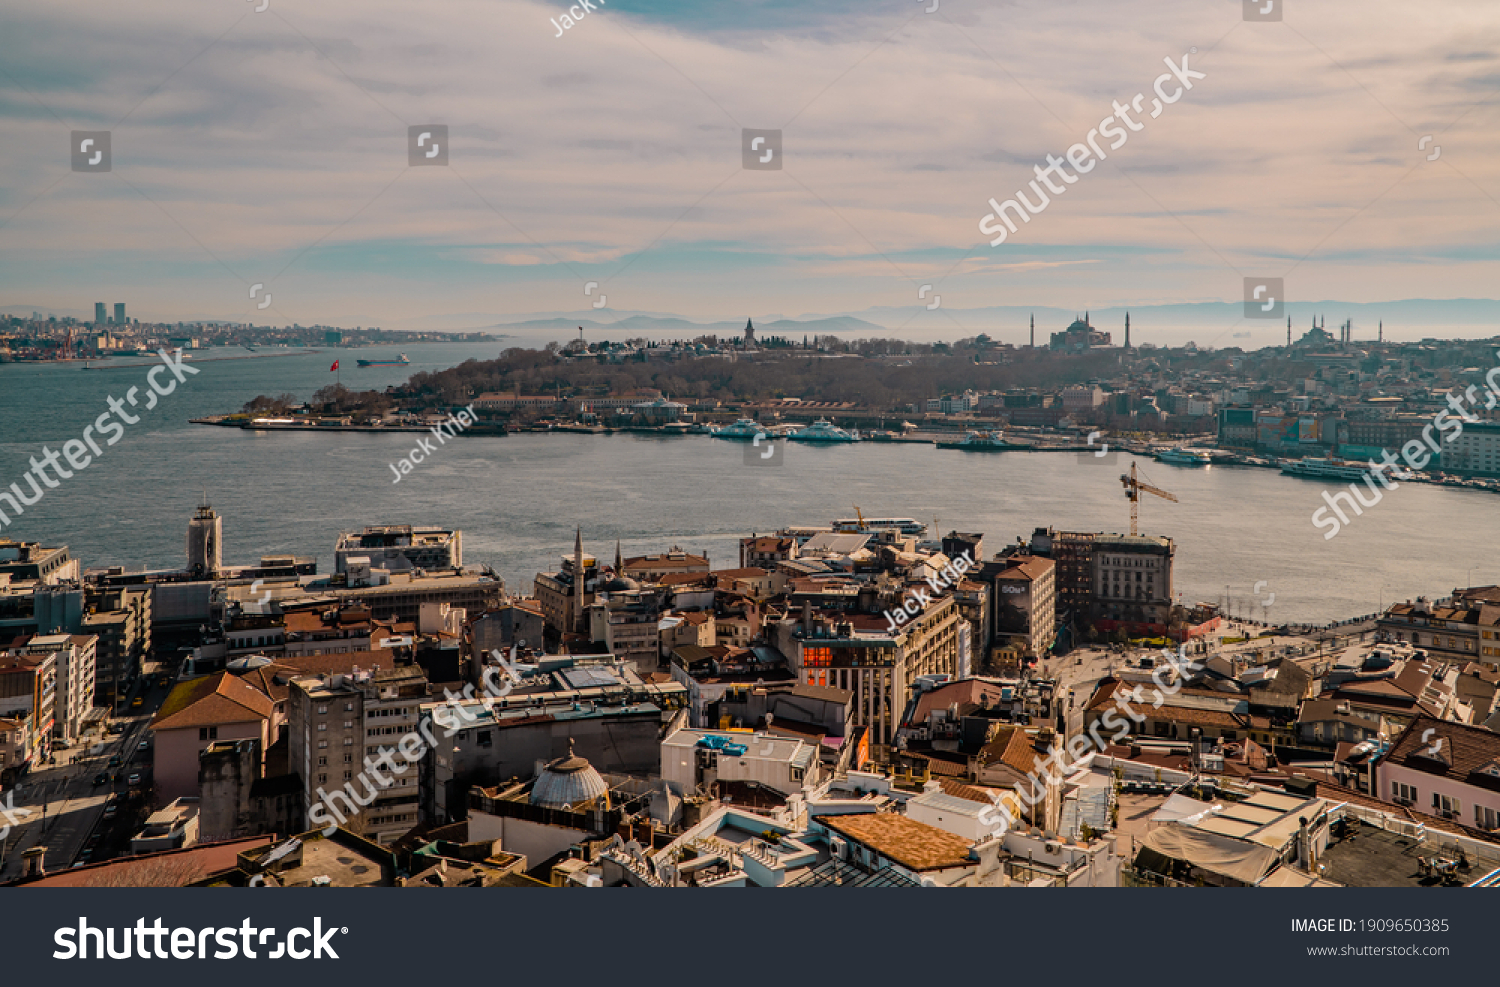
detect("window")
[317,756,327,766]
[1391,781,1416,804]
[343,737,353,746]
[317,723,327,732]
[345,702,354,712]
[317,773,327,784]
[318,740,328,749]
[477,730,492,747]
[344,753,353,763]
[198,727,218,741]
[344,720,354,729]
[1435,793,1462,816]
[344,771,353,781]
[1477,805,1500,831]
[317,705,328,715]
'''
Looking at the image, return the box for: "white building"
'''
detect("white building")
[1379,716,1500,832]
[23,633,96,744]
[660,725,819,797]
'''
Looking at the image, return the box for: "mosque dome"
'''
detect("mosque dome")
[530,740,610,811]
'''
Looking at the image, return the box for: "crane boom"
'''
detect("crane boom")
[1119,462,1177,536]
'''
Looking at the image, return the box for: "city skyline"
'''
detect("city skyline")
[3,0,1500,334]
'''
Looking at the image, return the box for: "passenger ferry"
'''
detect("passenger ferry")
[935,429,1016,450]
[1280,457,1415,482]
[832,517,926,536]
[711,418,768,440]
[1156,447,1213,467]
[787,419,859,443]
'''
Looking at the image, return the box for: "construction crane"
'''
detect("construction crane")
[1119,461,1177,536]
[852,505,866,530]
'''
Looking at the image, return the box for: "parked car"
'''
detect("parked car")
[126,772,141,786]
[103,802,117,818]
[137,740,150,752]
[108,755,121,767]
[92,772,109,786]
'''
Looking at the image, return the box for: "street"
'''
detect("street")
[0,663,172,882]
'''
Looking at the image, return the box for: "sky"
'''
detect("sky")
[3,0,1500,340]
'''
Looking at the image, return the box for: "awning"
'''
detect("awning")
[1136,822,1278,885]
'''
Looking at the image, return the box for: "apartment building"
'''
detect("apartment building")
[1091,534,1175,630]
[20,633,96,744]
[769,594,961,751]
[287,665,430,844]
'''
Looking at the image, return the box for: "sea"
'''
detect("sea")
[0,340,1493,625]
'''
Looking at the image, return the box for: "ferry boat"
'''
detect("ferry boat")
[1156,447,1213,467]
[1280,457,1415,482]
[832,516,926,536]
[355,353,411,367]
[935,429,1016,451]
[711,418,768,440]
[787,419,859,443]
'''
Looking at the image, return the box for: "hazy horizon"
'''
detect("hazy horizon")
[5,0,1500,336]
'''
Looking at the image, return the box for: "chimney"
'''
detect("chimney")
[22,846,45,878]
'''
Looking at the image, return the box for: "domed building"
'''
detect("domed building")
[530,741,610,811]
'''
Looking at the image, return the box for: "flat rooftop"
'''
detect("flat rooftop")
[1320,821,1480,888]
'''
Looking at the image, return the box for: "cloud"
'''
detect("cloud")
[0,0,1498,326]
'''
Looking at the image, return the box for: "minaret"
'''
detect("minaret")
[1124,312,1130,351]
[1379,320,1383,342]
[614,538,623,574]
[1029,313,1034,348]
[1287,316,1291,348]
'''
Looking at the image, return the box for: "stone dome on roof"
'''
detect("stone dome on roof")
[603,574,640,592]
[530,739,610,811]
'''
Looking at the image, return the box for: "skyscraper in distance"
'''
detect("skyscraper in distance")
[94,302,106,325]
[114,302,125,325]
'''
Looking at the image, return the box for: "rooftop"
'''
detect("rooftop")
[820,813,976,873]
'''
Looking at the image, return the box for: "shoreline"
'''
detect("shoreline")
[185,415,1500,495]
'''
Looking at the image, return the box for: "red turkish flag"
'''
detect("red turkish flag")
[330,360,339,371]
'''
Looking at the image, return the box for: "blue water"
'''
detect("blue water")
[1,342,1495,623]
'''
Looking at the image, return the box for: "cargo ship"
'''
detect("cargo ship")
[356,353,411,367]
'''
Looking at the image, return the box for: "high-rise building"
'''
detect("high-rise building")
[94,302,106,325]
[113,302,126,325]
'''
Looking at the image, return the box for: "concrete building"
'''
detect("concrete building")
[1091,534,1175,631]
[769,593,962,751]
[0,541,78,585]
[131,797,200,854]
[19,633,96,744]
[0,648,56,769]
[622,549,709,583]
[1438,420,1500,476]
[150,672,274,802]
[334,525,462,574]
[661,725,821,798]
[533,531,598,638]
[992,555,1057,659]
[287,665,430,844]
[1378,716,1500,831]
[185,504,223,578]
